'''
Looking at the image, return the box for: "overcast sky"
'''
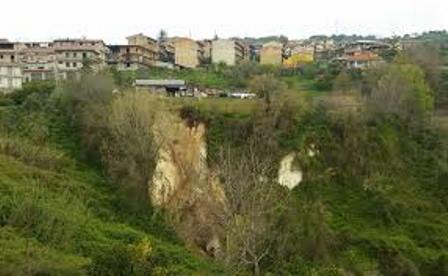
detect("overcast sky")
[1,0,447,43]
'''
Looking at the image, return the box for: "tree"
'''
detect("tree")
[249,74,285,112]
[366,64,434,126]
[158,29,168,42]
[59,73,115,161]
[101,92,160,211]
[218,117,289,275]
[403,43,443,105]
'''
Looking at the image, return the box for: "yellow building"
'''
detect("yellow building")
[283,52,314,68]
[260,41,283,66]
[172,38,203,68]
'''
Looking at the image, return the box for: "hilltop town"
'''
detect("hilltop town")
[0,31,435,92]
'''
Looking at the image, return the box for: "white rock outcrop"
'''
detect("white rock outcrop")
[278,153,303,190]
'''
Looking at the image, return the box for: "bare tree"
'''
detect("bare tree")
[218,117,289,275]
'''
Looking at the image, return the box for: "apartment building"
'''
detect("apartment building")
[0,41,22,92]
[20,42,57,81]
[53,39,108,79]
[211,39,247,66]
[172,37,203,68]
[108,45,158,70]
[107,33,159,70]
[127,33,158,62]
[260,41,283,66]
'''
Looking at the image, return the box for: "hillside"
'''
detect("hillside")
[1,57,448,275]
[0,90,224,274]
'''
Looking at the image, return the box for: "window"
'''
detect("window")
[66,62,70,68]
[72,62,77,67]
[0,55,3,59]
[73,53,77,58]
[126,63,131,68]
[65,53,70,58]
[82,52,87,59]
[11,55,15,61]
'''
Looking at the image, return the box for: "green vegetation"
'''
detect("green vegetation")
[0,81,224,275]
[1,53,448,275]
[178,60,448,275]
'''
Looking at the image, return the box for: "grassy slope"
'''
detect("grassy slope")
[0,106,223,275]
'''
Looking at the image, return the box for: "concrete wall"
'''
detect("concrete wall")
[212,39,237,66]
[174,38,200,68]
[0,65,22,92]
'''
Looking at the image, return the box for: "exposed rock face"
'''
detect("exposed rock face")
[278,153,303,190]
[150,113,227,255]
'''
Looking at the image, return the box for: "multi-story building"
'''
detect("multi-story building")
[260,41,283,66]
[108,44,157,70]
[127,34,158,51]
[107,33,159,70]
[172,37,203,68]
[20,42,57,82]
[211,39,247,66]
[0,41,23,92]
[52,39,108,79]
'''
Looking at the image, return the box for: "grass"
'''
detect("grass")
[0,104,225,274]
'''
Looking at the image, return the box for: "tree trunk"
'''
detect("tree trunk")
[254,261,260,276]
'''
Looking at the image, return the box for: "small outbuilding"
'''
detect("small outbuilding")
[134,79,187,96]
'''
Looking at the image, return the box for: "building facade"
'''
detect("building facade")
[0,41,22,92]
[108,45,157,70]
[211,39,247,66]
[20,42,57,82]
[53,39,108,79]
[172,37,203,68]
[260,41,283,66]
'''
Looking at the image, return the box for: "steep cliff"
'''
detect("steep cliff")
[151,113,227,255]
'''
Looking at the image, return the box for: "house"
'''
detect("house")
[337,51,381,69]
[212,39,248,66]
[260,41,283,66]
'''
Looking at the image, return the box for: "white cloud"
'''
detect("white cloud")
[1,0,446,43]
